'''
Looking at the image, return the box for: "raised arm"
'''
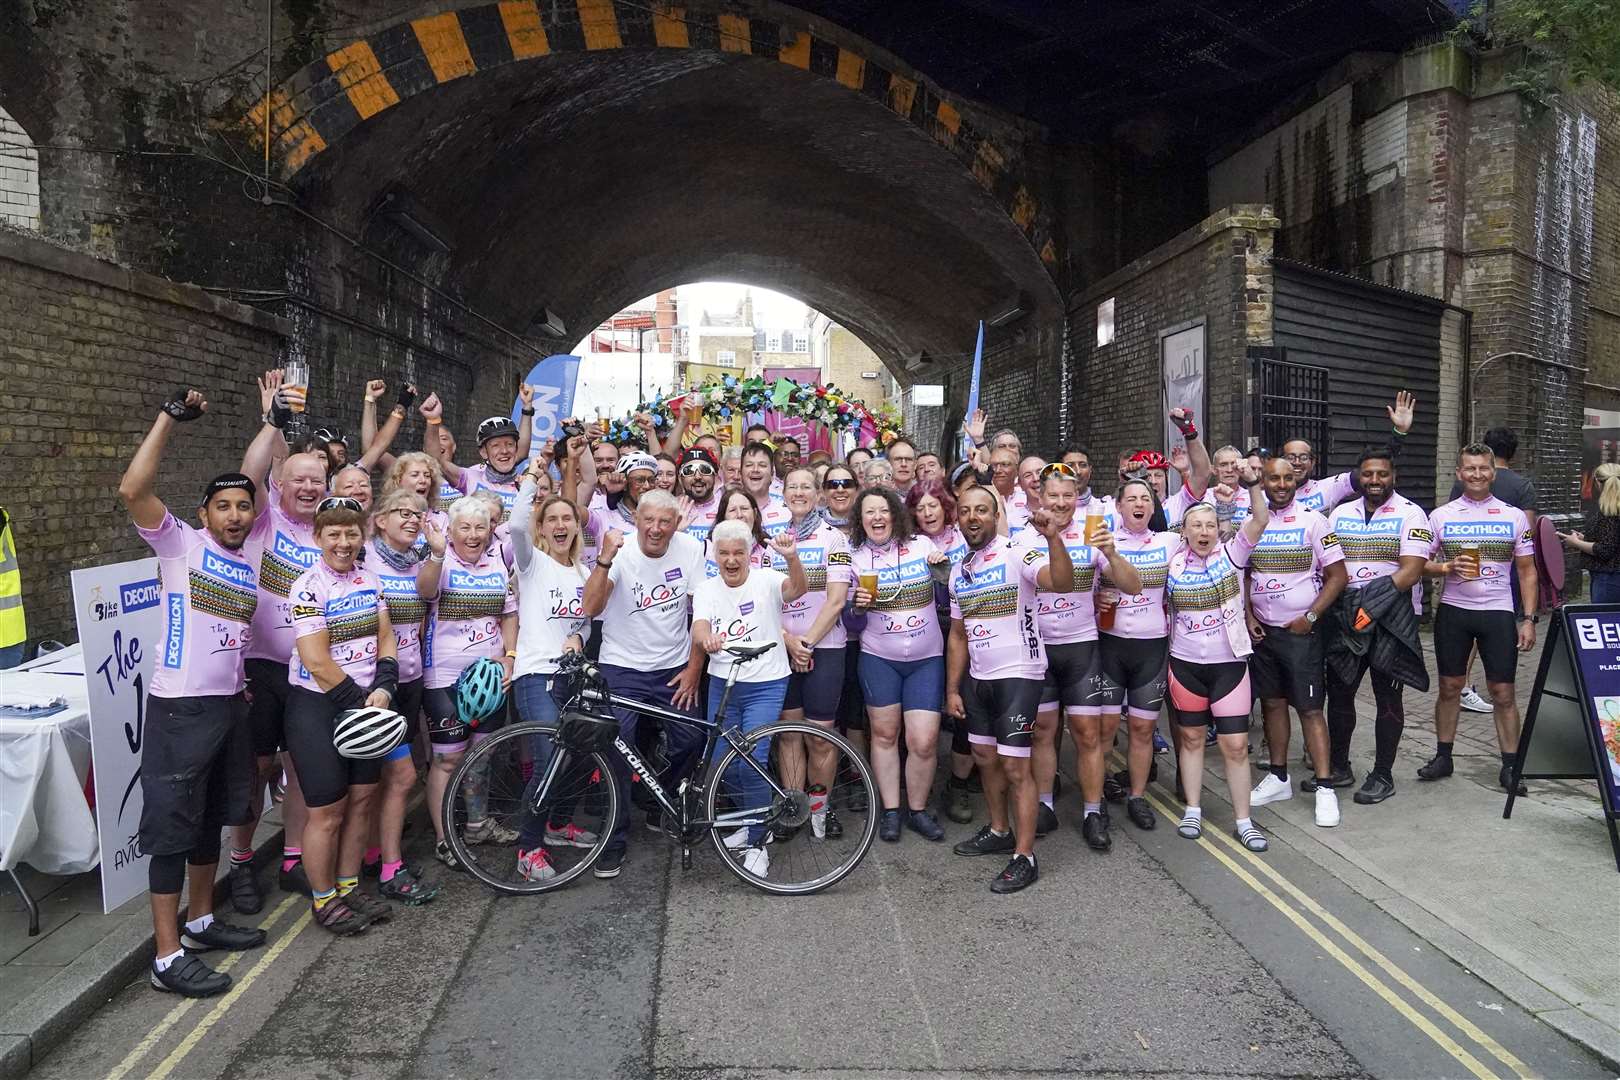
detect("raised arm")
[510,473,540,571]
[1170,408,1211,498]
[120,390,209,529]
[772,532,808,603]
[1237,464,1269,545]
[359,379,414,472]
[515,383,535,462]
[1029,509,1074,592]
[581,529,623,617]
[419,392,465,486]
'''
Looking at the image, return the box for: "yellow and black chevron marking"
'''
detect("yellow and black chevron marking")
[242,0,1056,266]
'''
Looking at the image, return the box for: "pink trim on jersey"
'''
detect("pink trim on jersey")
[424,546,516,689]
[1104,525,1178,640]
[244,503,319,662]
[137,513,259,698]
[1428,495,1534,613]
[1246,502,1344,627]
[777,520,853,647]
[1293,471,1356,515]
[288,559,383,692]
[948,537,1049,681]
[850,534,944,661]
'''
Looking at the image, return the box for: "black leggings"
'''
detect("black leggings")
[148,835,224,894]
[1325,655,1404,773]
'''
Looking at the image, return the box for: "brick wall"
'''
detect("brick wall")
[1067,206,1278,479]
[0,227,287,648]
[822,326,892,409]
[0,108,40,232]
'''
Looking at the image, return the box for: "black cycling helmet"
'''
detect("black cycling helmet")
[477,415,519,446]
[313,424,345,446]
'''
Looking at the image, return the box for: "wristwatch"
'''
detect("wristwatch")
[1516,613,1540,624]
[1304,611,1318,625]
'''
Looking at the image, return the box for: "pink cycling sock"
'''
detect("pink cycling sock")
[380,860,404,883]
[363,846,382,865]
[281,846,302,873]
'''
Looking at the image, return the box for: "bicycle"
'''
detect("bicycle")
[442,644,878,895]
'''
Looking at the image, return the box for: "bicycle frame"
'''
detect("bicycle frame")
[542,660,791,835]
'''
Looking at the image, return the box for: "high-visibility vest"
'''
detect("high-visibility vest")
[0,513,25,649]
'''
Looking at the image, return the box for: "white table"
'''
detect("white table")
[1,645,97,933]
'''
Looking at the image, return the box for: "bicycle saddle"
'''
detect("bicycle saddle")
[724,643,778,661]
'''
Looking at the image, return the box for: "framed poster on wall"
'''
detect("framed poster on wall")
[1161,321,1207,453]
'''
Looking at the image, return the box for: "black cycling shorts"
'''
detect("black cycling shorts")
[424,684,508,753]
[283,686,385,807]
[1040,640,1098,713]
[963,675,1044,757]
[245,657,290,757]
[838,640,867,732]
[139,693,255,857]
[784,647,846,721]
[388,678,424,763]
[1249,623,1326,712]
[1096,634,1168,717]
[1168,657,1252,734]
[1434,605,1519,684]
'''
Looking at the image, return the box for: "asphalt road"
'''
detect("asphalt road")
[29,759,1613,1080]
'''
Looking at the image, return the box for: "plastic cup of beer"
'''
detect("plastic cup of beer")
[283,360,309,414]
[1459,546,1481,579]
[1097,587,1119,630]
[858,572,879,604]
[1085,512,1105,545]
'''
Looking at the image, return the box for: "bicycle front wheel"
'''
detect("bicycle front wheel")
[443,722,617,895]
[705,722,876,895]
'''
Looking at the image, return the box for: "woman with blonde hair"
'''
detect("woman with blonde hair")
[1563,462,1620,603]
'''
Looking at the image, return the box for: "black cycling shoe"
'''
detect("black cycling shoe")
[227,862,262,915]
[821,807,845,839]
[990,854,1038,894]
[593,847,626,879]
[771,819,801,843]
[279,861,311,896]
[1416,754,1454,781]
[1125,796,1155,831]
[1103,772,1126,803]
[150,955,231,997]
[361,857,381,880]
[1353,772,1396,804]
[907,809,945,841]
[1081,811,1112,852]
[1035,803,1058,837]
[1499,764,1527,796]
[181,919,267,953]
[1301,766,1356,792]
[944,780,975,824]
[845,782,870,814]
[953,824,1015,857]
[878,809,903,842]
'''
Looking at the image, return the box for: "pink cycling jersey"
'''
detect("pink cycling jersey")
[1293,471,1356,515]
[1166,532,1256,664]
[1329,494,1432,614]
[456,464,521,515]
[244,503,320,663]
[1026,519,1108,645]
[1104,526,1178,640]
[1161,484,1208,529]
[777,520,853,647]
[370,545,427,683]
[949,537,1049,681]
[1428,495,1534,612]
[289,559,383,692]
[923,525,967,566]
[850,534,943,661]
[1003,488,1031,534]
[759,496,792,537]
[424,547,516,689]
[1247,502,1344,626]
[682,492,721,542]
[136,513,259,698]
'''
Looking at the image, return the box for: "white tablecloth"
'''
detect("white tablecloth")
[0,645,99,873]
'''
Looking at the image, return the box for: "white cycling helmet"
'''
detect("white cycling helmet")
[332,707,408,760]
[616,451,658,477]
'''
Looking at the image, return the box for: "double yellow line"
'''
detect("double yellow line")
[1117,756,1532,1080]
[106,894,312,1080]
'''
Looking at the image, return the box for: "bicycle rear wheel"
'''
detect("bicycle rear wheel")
[705,722,876,895]
[443,722,617,895]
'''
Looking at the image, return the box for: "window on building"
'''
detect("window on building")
[791,332,809,353]
[0,106,41,232]
[1096,298,1115,347]
[717,350,737,367]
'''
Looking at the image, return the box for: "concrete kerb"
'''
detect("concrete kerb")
[0,824,285,1080]
[1178,766,1620,1072]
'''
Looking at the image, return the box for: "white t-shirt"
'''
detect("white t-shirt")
[692,568,792,683]
[514,552,589,679]
[599,532,706,670]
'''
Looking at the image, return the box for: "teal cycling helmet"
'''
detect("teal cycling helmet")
[454,657,507,727]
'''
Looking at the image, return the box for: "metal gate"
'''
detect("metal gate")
[1252,355,1329,458]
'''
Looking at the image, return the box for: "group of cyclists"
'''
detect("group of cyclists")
[119,369,1541,998]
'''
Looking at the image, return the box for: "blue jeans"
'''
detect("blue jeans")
[1592,571,1620,604]
[0,642,24,670]
[513,673,568,848]
[598,663,705,853]
[709,676,789,846]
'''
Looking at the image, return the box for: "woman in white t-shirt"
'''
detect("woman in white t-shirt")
[686,521,806,871]
[509,479,593,882]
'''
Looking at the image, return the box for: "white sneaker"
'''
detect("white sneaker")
[810,810,826,840]
[1459,685,1492,713]
[723,827,750,850]
[1314,787,1341,827]
[1250,773,1293,807]
[742,846,770,877]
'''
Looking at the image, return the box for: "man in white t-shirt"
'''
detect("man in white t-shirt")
[581,489,706,878]
[687,521,807,873]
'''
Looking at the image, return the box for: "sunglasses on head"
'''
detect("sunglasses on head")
[680,462,715,477]
[1039,462,1078,482]
[824,477,857,490]
[317,496,363,514]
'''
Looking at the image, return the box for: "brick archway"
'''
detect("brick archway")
[242,0,1056,270]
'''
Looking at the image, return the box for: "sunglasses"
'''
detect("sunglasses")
[680,462,716,477]
[317,496,363,513]
[1039,462,1079,481]
[824,477,857,490]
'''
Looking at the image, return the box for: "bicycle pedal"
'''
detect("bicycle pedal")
[680,847,692,871]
